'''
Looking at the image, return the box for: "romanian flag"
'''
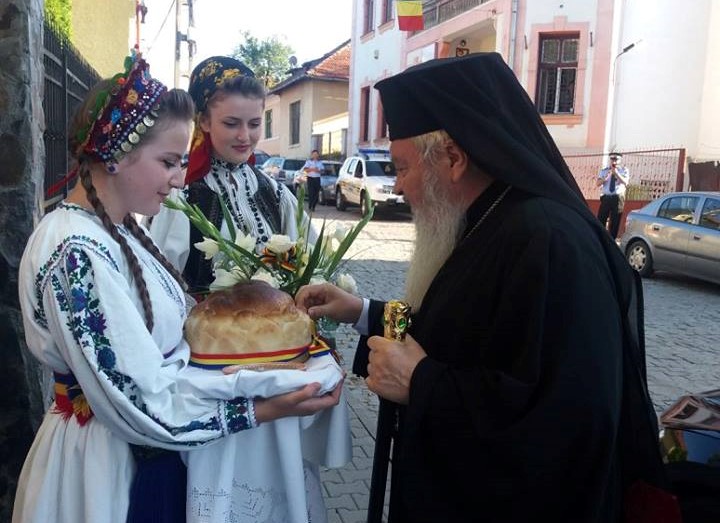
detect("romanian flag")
[397,1,424,31]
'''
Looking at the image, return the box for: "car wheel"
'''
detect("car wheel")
[626,240,654,277]
[318,190,326,206]
[336,188,347,211]
[360,192,372,218]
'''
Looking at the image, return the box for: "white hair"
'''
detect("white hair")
[411,130,452,168]
[404,142,467,310]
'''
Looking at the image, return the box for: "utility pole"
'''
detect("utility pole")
[187,0,196,77]
[174,0,196,88]
[174,0,181,87]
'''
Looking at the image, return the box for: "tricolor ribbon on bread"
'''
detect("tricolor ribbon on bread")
[189,335,334,370]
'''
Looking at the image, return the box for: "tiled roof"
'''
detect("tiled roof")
[307,41,350,80]
[269,40,351,94]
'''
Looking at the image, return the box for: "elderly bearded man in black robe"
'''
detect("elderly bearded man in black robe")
[295,53,675,523]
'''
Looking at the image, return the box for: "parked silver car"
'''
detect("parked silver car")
[620,191,720,284]
[291,160,343,204]
[260,157,306,190]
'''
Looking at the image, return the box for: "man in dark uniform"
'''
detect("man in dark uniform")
[296,53,674,523]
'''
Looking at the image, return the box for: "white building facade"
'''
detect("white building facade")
[349,0,720,194]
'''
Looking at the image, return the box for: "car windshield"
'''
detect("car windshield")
[284,159,305,171]
[366,161,396,177]
[323,163,341,176]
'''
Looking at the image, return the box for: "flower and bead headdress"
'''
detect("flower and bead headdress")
[185,56,256,186]
[79,51,167,170]
[47,52,167,197]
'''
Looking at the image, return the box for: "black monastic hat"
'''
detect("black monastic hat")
[374,52,587,218]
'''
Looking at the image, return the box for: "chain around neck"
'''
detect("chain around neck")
[462,185,512,243]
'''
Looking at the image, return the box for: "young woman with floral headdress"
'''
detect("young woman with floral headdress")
[13,53,341,523]
[149,56,311,297]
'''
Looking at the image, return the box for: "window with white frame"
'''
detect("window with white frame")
[289,101,300,145]
[264,109,272,139]
[364,0,375,34]
[382,0,394,24]
[536,34,579,114]
[360,87,370,142]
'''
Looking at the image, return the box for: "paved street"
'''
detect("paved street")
[309,203,720,523]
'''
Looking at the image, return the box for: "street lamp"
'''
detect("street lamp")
[605,39,642,156]
[612,39,642,84]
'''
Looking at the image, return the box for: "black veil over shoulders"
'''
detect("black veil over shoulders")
[375,52,668,493]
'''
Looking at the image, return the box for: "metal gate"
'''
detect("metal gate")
[563,147,686,202]
[43,19,100,210]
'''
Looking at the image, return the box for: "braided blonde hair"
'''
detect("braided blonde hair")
[70,88,194,331]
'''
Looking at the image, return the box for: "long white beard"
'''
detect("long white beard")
[404,168,467,311]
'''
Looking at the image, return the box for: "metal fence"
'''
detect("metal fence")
[563,148,686,202]
[422,0,489,31]
[43,20,100,210]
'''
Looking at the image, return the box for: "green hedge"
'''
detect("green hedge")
[625,184,652,201]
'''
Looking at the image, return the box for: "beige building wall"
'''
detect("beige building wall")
[259,80,349,160]
[311,81,349,124]
[71,0,135,77]
[260,94,282,156]
[258,82,311,160]
[287,81,314,160]
[313,113,349,156]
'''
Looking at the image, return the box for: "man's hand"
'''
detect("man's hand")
[253,380,344,423]
[295,283,363,323]
[366,334,427,404]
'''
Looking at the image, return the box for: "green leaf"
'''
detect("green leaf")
[324,193,373,277]
[218,197,237,242]
[286,221,326,295]
[295,183,306,228]
[224,242,265,272]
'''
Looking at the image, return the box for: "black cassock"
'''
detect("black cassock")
[355,182,660,523]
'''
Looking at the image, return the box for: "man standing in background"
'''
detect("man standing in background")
[302,149,324,212]
[597,152,630,239]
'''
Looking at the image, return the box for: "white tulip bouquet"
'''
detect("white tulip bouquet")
[164,186,373,298]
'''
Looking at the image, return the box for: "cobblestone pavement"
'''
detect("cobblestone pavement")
[309,203,720,523]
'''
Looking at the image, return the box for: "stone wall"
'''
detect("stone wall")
[0,0,49,519]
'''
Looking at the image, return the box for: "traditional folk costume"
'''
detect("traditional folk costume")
[15,205,252,522]
[150,56,350,523]
[149,56,306,295]
[14,55,348,523]
[150,158,303,292]
[354,54,674,523]
[15,205,345,523]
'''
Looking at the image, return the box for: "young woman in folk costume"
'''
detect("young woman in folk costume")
[149,56,310,296]
[13,53,341,523]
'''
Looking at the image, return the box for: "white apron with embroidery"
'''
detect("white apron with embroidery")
[183,360,351,523]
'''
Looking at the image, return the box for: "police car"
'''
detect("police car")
[335,149,408,215]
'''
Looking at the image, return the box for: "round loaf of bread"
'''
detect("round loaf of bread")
[185,281,313,368]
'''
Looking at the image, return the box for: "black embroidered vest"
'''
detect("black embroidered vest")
[183,165,282,293]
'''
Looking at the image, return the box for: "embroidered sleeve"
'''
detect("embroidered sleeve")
[147,189,191,272]
[38,239,255,448]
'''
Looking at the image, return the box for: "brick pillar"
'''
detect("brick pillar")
[0,0,50,519]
